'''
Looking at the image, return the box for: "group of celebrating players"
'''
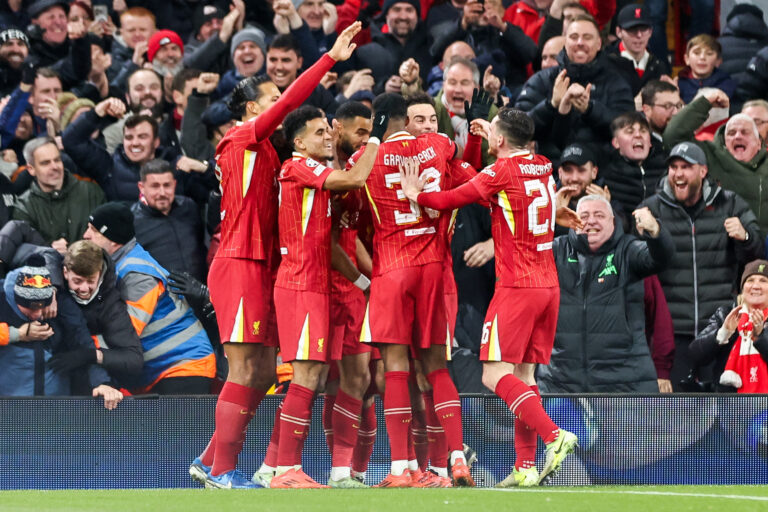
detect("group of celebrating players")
[188,22,579,490]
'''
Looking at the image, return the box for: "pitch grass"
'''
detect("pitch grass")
[2,486,768,512]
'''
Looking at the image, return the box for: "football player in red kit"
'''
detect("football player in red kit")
[269,104,388,489]
[190,22,363,490]
[400,107,582,488]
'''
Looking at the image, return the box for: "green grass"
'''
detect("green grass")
[2,487,768,512]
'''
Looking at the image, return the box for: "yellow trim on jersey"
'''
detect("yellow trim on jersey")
[488,314,501,361]
[445,323,452,361]
[448,208,459,233]
[228,298,245,343]
[360,302,372,343]
[301,187,315,235]
[296,313,311,360]
[497,190,515,235]
[364,184,381,224]
[242,150,256,198]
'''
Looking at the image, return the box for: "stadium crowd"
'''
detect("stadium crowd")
[1,0,768,489]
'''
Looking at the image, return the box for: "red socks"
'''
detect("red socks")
[200,433,216,467]
[331,389,362,468]
[276,383,315,467]
[352,403,377,474]
[263,403,282,467]
[426,369,464,453]
[422,390,448,468]
[383,371,411,461]
[210,382,260,476]
[496,375,558,444]
[411,407,428,469]
[323,394,336,452]
[514,385,541,469]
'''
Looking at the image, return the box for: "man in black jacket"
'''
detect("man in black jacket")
[514,15,634,162]
[131,159,207,282]
[539,195,674,393]
[0,28,29,96]
[640,142,764,390]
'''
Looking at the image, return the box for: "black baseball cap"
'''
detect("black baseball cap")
[617,4,651,29]
[666,142,707,166]
[560,143,595,166]
[28,0,69,19]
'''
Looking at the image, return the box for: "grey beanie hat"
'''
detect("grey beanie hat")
[230,27,267,60]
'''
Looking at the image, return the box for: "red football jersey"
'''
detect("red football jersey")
[470,151,558,288]
[275,154,334,292]
[214,120,282,262]
[350,131,456,276]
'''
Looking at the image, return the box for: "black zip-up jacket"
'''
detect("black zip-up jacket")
[604,40,671,96]
[538,219,674,393]
[639,178,764,337]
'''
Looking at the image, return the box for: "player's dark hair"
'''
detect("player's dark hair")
[335,101,371,122]
[495,107,534,148]
[610,111,650,136]
[140,158,173,181]
[227,75,273,118]
[124,114,159,139]
[372,93,407,121]
[268,34,302,58]
[283,105,324,150]
[171,68,201,94]
[406,92,435,108]
[640,80,679,106]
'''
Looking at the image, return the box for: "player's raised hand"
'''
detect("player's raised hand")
[555,206,583,231]
[555,184,579,209]
[465,87,493,125]
[399,158,423,202]
[369,109,390,142]
[469,118,492,140]
[328,21,361,62]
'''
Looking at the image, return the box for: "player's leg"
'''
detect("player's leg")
[351,355,381,484]
[328,351,371,487]
[407,368,428,480]
[205,343,275,489]
[323,368,339,453]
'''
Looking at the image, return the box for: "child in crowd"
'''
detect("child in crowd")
[677,34,737,104]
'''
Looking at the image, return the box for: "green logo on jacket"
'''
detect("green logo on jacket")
[598,253,617,278]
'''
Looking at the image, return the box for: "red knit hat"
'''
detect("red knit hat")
[147,30,184,63]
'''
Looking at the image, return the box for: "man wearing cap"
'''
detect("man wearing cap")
[0,253,122,409]
[355,0,432,89]
[183,6,249,78]
[664,88,768,236]
[26,0,92,89]
[0,28,30,96]
[604,3,671,96]
[187,4,226,55]
[83,202,216,395]
[13,137,105,252]
[540,193,674,393]
[640,142,764,390]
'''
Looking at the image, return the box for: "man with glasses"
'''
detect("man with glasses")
[606,4,671,96]
[742,100,768,148]
[641,80,683,143]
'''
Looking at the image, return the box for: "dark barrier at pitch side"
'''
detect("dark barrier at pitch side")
[1,394,766,489]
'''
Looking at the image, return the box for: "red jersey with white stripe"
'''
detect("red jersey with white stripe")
[276,154,334,292]
[214,120,282,262]
[469,151,558,288]
[351,131,456,276]
[331,225,359,295]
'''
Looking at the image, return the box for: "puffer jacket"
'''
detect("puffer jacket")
[718,5,768,89]
[538,220,674,393]
[639,178,764,337]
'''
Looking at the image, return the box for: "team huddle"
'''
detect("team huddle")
[189,22,579,490]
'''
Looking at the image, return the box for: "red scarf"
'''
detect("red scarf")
[720,307,768,393]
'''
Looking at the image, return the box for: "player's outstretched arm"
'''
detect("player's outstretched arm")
[400,159,484,211]
[254,22,362,140]
[323,109,389,191]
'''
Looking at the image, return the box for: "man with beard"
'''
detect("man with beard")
[147,30,185,102]
[640,80,682,143]
[0,29,29,96]
[102,68,183,162]
[515,15,634,163]
[130,159,207,283]
[640,142,763,390]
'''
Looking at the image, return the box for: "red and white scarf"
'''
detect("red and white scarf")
[719,307,768,393]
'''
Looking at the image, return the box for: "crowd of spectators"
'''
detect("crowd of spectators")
[1,0,768,404]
